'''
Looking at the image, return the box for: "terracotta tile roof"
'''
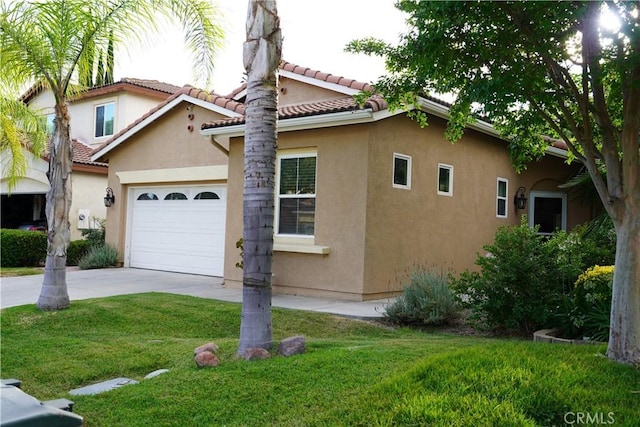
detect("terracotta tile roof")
[41,139,107,168]
[20,78,181,104]
[116,78,181,94]
[201,95,387,130]
[92,86,245,157]
[72,139,107,167]
[279,61,375,92]
[224,61,376,99]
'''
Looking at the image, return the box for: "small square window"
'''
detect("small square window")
[497,178,508,218]
[393,153,411,189]
[437,163,453,196]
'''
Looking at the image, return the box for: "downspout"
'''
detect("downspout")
[209,136,229,156]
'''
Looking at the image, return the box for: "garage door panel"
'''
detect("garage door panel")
[128,185,226,276]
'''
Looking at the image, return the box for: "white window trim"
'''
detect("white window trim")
[528,191,568,235]
[94,101,115,139]
[392,153,412,190]
[274,150,317,239]
[496,177,509,218]
[437,163,454,196]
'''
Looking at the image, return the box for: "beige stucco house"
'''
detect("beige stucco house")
[94,62,593,300]
[2,79,180,240]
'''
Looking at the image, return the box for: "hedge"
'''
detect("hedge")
[1,229,91,267]
[0,229,46,267]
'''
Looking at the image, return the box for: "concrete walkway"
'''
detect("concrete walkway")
[0,268,392,319]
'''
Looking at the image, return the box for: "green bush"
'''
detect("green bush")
[452,223,558,335]
[81,218,105,248]
[574,265,613,341]
[78,244,119,270]
[384,267,458,326]
[0,229,46,267]
[451,219,604,336]
[66,240,91,266]
[576,215,616,267]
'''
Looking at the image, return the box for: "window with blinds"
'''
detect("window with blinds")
[277,153,317,236]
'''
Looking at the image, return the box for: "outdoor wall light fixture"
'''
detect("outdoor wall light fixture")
[514,186,527,210]
[104,187,115,207]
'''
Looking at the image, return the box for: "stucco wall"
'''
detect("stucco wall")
[361,114,590,298]
[104,102,231,259]
[277,77,348,106]
[224,125,370,299]
[224,113,592,301]
[70,171,108,240]
[69,92,163,148]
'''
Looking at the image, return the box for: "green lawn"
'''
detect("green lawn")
[1,293,638,426]
[0,266,43,277]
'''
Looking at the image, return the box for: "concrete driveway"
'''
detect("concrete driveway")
[0,268,390,318]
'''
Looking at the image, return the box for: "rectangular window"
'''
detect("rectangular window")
[437,163,453,196]
[393,153,411,189]
[94,102,115,138]
[496,178,508,218]
[277,153,317,236]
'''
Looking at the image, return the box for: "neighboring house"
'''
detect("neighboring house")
[1,79,180,240]
[94,62,593,301]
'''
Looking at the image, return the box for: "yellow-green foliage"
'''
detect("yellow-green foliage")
[576,265,614,287]
[575,265,614,306]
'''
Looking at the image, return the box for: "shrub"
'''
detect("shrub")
[67,240,91,266]
[574,265,613,341]
[0,229,46,267]
[576,215,616,267]
[81,218,106,248]
[451,222,566,335]
[78,244,120,270]
[384,267,458,326]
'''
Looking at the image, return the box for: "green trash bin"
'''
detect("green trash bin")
[0,385,83,427]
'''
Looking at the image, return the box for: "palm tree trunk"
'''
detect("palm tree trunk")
[237,0,282,355]
[37,102,72,311]
[607,204,640,367]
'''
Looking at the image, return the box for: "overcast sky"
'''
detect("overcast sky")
[115,0,408,95]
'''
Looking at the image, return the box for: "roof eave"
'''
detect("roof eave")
[200,109,376,138]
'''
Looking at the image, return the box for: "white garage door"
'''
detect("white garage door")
[128,185,226,276]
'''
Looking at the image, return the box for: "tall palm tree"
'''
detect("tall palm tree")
[0,0,223,311]
[237,0,282,355]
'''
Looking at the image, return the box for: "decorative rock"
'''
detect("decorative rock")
[278,335,306,356]
[195,351,219,368]
[194,342,219,356]
[243,347,270,361]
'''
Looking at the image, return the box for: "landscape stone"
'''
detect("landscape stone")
[194,342,219,355]
[144,369,170,379]
[69,377,139,396]
[278,335,306,356]
[194,351,219,368]
[243,347,270,361]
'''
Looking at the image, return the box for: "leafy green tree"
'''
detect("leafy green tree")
[1,0,223,311]
[348,1,640,366]
[237,0,282,356]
